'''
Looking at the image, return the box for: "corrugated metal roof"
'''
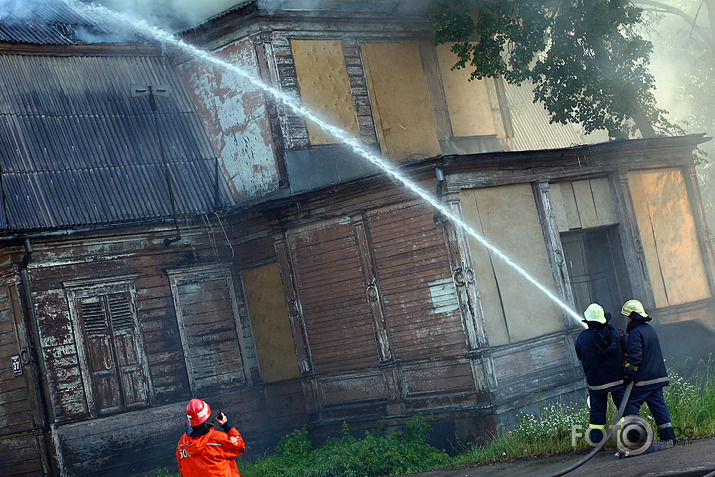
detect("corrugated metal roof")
[504,82,583,151]
[0,53,232,233]
[0,0,143,45]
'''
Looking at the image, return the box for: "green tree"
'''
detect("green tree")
[428,0,677,139]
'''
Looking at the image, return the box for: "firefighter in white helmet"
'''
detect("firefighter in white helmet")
[621,299,676,443]
[176,398,245,476]
[575,303,627,445]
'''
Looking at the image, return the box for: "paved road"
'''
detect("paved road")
[407,438,715,477]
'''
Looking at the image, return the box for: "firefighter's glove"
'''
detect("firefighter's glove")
[623,364,637,384]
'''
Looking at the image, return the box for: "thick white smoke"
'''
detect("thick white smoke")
[91,0,238,30]
[0,0,37,21]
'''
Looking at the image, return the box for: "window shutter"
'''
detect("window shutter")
[106,292,150,408]
[78,297,122,415]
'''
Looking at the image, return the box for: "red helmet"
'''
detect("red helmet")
[186,398,211,426]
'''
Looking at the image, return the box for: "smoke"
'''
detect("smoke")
[254,0,433,16]
[0,0,42,21]
[256,0,319,15]
[640,0,715,227]
[88,0,238,31]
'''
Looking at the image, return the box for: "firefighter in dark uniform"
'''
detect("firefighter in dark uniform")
[621,299,677,443]
[575,303,626,445]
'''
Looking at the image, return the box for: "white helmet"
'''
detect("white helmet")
[621,299,648,318]
[583,303,607,324]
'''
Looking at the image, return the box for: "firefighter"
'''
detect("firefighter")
[621,299,677,443]
[575,303,626,445]
[177,398,246,477]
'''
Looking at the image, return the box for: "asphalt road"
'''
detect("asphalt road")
[406,438,715,477]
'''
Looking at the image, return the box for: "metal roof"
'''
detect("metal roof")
[0,0,144,45]
[504,82,583,151]
[0,53,232,233]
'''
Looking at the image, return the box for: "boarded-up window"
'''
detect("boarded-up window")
[550,178,619,232]
[168,266,247,393]
[435,44,497,138]
[629,168,711,307]
[287,220,380,373]
[65,278,150,417]
[292,40,359,145]
[460,184,563,345]
[242,264,300,383]
[361,42,441,161]
[366,203,464,360]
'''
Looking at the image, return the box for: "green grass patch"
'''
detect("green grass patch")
[238,417,451,477]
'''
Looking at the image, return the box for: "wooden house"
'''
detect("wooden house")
[0,1,713,476]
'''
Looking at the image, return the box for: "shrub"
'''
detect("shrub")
[238,416,451,477]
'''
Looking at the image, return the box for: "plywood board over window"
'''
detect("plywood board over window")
[460,184,563,346]
[436,44,497,138]
[361,42,441,161]
[550,178,619,232]
[629,168,711,307]
[292,40,360,145]
[242,264,300,383]
[168,266,248,393]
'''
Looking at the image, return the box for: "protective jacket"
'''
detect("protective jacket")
[177,424,245,477]
[625,320,669,390]
[575,324,625,392]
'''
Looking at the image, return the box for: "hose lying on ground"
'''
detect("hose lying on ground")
[547,382,634,477]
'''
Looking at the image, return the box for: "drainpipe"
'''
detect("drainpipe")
[434,166,446,224]
[19,238,60,476]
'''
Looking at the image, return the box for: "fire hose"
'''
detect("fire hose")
[548,381,634,477]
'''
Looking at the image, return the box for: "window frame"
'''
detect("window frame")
[167,264,250,393]
[64,274,152,418]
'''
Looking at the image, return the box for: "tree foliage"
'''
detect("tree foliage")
[429,0,677,139]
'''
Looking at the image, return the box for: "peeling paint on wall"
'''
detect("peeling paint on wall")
[179,39,278,200]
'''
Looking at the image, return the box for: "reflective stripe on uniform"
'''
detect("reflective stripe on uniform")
[635,376,669,387]
[625,363,639,371]
[657,422,673,429]
[588,380,624,391]
[588,424,606,429]
[206,443,223,446]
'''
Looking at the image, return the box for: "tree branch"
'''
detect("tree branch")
[635,0,713,45]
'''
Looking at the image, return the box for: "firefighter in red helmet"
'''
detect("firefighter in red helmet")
[176,399,245,476]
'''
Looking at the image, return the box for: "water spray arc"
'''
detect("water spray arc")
[73,0,586,327]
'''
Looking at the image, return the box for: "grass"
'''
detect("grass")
[455,357,715,468]
[237,417,452,477]
[154,359,715,477]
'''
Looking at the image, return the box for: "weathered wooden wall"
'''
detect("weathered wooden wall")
[179,16,521,201]
[0,270,50,476]
[0,220,307,476]
[3,137,713,475]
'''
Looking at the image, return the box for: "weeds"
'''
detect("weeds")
[238,416,451,477]
[651,358,715,439]
[456,358,715,467]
